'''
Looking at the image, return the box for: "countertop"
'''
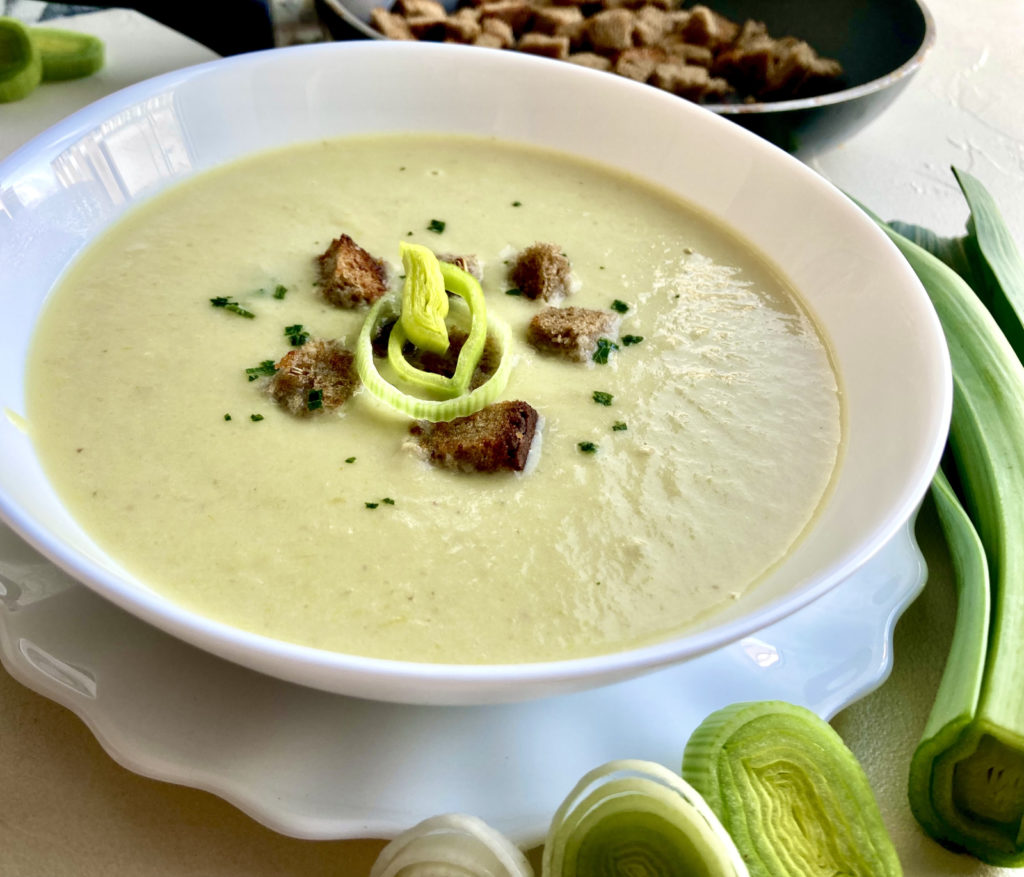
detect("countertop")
[2,3,1024,874]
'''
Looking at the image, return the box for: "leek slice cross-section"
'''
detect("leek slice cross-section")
[682,700,902,877]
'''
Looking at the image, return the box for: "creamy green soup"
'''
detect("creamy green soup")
[26,134,842,664]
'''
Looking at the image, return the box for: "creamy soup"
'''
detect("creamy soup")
[26,135,842,664]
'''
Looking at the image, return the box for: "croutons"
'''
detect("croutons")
[367,0,843,106]
[269,339,359,416]
[402,326,502,390]
[527,305,620,362]
[317,234,389,308]
[509,242,573,301]
[409,400,540,472]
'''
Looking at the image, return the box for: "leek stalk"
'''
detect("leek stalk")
[681,700,902,876]
[866,190,1024,865]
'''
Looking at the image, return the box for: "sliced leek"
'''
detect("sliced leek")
[682,700,902,876]
[542,759,749,877]
[0,18,41,103]
[31,26,104,81]
[399,242,450,354]
[370,813,534,877]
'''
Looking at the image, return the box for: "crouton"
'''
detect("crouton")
[317,234,389,308]
[478,0,534,35]
[587,9,635,53]
[443,6,482,40]
[477,16,515,47]
[568,51,613,71]
[633,6,668,47]
[681,4,738,49]
[527,306,620,362]
[615,46,666,82]
[407,14,449,39]
[370,8,414,39]
[392,0,446,17]
[763,38,843,99]
[533,5,584,41]
[409,400,540,473]
[509,242,573,301]
[269,339,359,416]
[518,32,571,59]
[435,252,484,282]
[650,61,714,101]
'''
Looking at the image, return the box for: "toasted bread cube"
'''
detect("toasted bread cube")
[269,339,359,416]
[317,234,389,308]
[409,400,540,473]
[568,51,613,71]
[509,242,573,301]
[527,306,620,362]
[533,5,585,41]
[518,32,571,59]
[478,0,534,35]
[681,4,738,49]
[587,9,636,53]
[370,9,414,39]
[615,46,666,81]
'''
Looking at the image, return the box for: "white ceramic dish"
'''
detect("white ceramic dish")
[0,41,950,704]
[0,516,924,844]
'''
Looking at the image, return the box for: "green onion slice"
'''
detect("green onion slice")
[370,813,533,877]
[682,701,901,877]
[399,241,449,354]
[0,18,42,103]
[543,759,749,877]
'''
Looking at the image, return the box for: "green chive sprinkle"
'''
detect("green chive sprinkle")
[345,456,357,464]
[285,324,310,346]
[210,296,255,318]
[365,501,379,509]
[505,288,523,296]
[622,334,644,346]
[307,388,324,411]
[224,414,232,421]
[250,413,264,422]
[382,497,396,505]
[272,284,288,300]
[593,338,619,364]
[593,391,614,406]
[246,359,277,381]
[578,441,598,454]
[611,299,629,313]
[427,219,446,233]
[512,200,522,207]
[612,421,628,431]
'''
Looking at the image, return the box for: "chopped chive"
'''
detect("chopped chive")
[622,334,644,346]
[250,413,264,422]
[593,338,619,364]
[365,501,379,509]
[285,324,310,346]
[512,200,522,207]
[272,284,288,300]
[224,414,232,421]
[505,287,523,296]
[578,441,598,454]
[382,497,395,505]
[611,299,629,313]
[427,219,446,234]
[307,388,324,411]
[612,421,628,431]
[593,390,614,406]
[345,456,357,464]
[210,296,255,318]
[245,359,278,381]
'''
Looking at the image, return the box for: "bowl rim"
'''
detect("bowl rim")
[0,40,952,702]
[321,0,938,117]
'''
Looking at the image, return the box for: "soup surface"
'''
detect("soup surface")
[27,134,842,663]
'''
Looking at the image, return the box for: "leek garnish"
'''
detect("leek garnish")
[356,256,512,422]
[370,813,534,877]
[682,701,902,876]
[542,759,750,877]
[861,179,1024,865]
[399,242,449,354]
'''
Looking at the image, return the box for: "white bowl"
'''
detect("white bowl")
[0,41,950,705]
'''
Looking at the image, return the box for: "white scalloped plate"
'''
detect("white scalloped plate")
[0,515,924,847]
